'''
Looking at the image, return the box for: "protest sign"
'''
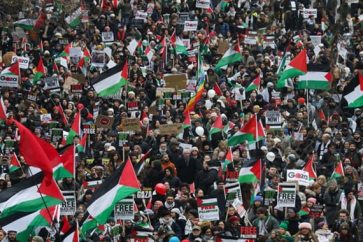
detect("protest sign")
[102,32,115,42]
[83,123,96,134]
[43,76,60,92]
[164,74,187,90]
[122,118,141,132]
[60,191,76,216]
[136,188,153,199]
[40,114,52,123]
[71,84,83,93]
[198,198,220,221]
[96,115,114,129]
[135,11,148,22]
[277,183,296,208]
[309,204,324,218]
[232,198,246,218]
[240,226,257,239]
[271,91,281,106]
[0,75,18,88]
[91,51,105,67]
[118,132,129,146]
[286,169,309,186]
[178,12,189,23]
[159,123,182,136]
[4,140,15,154]
[265,111,282,129]
[225,170,239,183]
[310,35,322,47]
[156,87,176,97]
[358,182,363,200]
[263,190,277,206]
[184,21,198,31]
[51,128,63,143]
[114,198,134,220]
[196,0,211,9]
[11,56,30,69]
[82,180,103,192]
[302,9,318,18]
[224,182,242,206]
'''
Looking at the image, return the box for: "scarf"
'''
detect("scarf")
[341,196,357,221]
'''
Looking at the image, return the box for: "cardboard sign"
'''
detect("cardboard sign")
[96,115,114,129]
[263,190,277,206]
[0,75,18,88]
[51,128,63,143]
[240,226,257,239]
[136,188,152,199]
[198,198,220,221]
[277,183,296,208]
[114,198,134,220]
[159,123,182,136]
[91,51,105,67]
[184,21,198,31]
[118,132,129,146]
[11,56,30,69]
[71,84,83,93]
[164,74,187,90]
[156,87,176,97]
[83,123,96,134]
[224,182,242,206]
[217,40,229,55]
[196,0,211,9]
[302,9,317,18]
[60,191,76,215]
[43,76,60,92]
[102,32,115,42]
[309,204,324,218]
[286,169,309,186]
[122,118,141,132]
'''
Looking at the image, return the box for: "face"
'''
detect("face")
[300,228,309,235]
[339,213,348,221]
[8,232,17,240]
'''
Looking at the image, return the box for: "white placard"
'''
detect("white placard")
[0,75,18,88]
[102,32,115,42]
[310,35,322,46]
[135,11,148,22]
[198,198,220,221]
[302,9,318,18]
[286,169,309,186]
[196,0,211,9]
[11,56,30,69]
[184,21,198,31]
[114,198,134,220]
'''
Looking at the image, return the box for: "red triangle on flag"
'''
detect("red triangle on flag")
[60,145,75,176]
[0,97,7,120]
[241,114,265,139]
[8,61,20,76]
[38,176,64,201]
[289,49,307,73]
[325,72,333,82]
[214,83,223,96]
[212,115,224,130]
[303,156,317,179]
[358,72,363,91]
[118,159,140,189]
[250,159,262,181]
[10,153,21,168]
[170,30,176,46]
[121,60,128,80]
[36,57,46,75]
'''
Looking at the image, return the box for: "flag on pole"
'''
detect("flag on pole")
[239,159,262,184]
[215,42,242,70]
[276,49,307,88]
[33,57,46,84]
[343,71,363,108]
[303,156,317,180]
[223,148,233,171]
[297,64,332,90]
[0,97,7,120]
[228,114,265,146]
[332,162,345,179]
[9,153,21,173]
[66,112,81,145]
[245,76,261,92]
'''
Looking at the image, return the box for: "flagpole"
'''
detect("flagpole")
[306,89,309,126]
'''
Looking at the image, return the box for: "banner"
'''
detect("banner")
[159,123,182,136]
[60,191,76,216]
[224,182,242,206]
[114,198,134,220]
[136,188,153,199]
[277,183,296,208]
[196,0,210,9]
[135,11,148,22]
[302,9,317,18]
[240,226,257,239]
[11,56,30,69]
[0,75,18,88]
[102,32,115,42]
[96,115,115,129]
[122,118,141,132]
[184,21,198,31]
[286,169,309,186]
[198,198,220,221]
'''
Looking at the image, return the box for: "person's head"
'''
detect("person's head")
[254,195,263,207]
[287,208,297,218]
[317,175,326,185]
[196,188,204,198]
[166,195,174,204]
[183,149,191,159]
[216,179,224,191]
[339,222,350,235]
[32,235,44,242]
[192,226,202,236]
[256,207,267,219]
[0,230,5,241]
[298,222,312,235]
[339,209,350,222]
[328,179,338,191]
[7,231,17,241]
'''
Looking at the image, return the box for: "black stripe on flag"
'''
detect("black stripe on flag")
[91,64,123,86]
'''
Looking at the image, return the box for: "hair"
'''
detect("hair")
[256,207,268,216]
[338,209,350,217]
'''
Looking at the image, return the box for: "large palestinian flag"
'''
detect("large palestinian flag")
[239,159,262,184]
[0,172,64,219]
[297,64,332,89]
[343,71,363,108]
[80,159,140,234]
[228,114,265,146]
[0,206,58,241]
[215,42,242,69]
[277,49,307,88]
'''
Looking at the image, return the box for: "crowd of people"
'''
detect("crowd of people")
[0,0,363,241]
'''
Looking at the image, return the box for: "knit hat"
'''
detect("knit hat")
[254,195,263,202]
[307,197,317,205]
[299,222,312,230]
[279,221,288,230]
[229,216,240,223]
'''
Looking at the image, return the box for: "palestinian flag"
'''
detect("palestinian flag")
[0,172,63,219]
[144,46,154,63]
[1,60,20,76]
[57,145,75,179]
[277,49,307,88]
[228,114,265,146]
[332,161,345,179]
[92,61,128,97]
[77,134,87,153]
[174,37,188,55]
[183,80,205,115]
[276,52,288,75]
[0,97,7,120]
[33,57,46,84]
[343,72,363,108]
[81,159,140,233]
[14,19,35,30]
[224,121,235,134]
[245,76,261,92]
[0,206,58,241]
[209,115,223,136]
[182,111,191,129]
[303,156,317,180]
[9,153,21,173]
[12,120,54,181]
[223,148,233,171]
[59,43,72,58]
[66,111,81,145]
[239,159,262,184]
[63,220,79,242]
[65,7,82,28]
[215,42,242,69]
[214,83,223,96]
[297,64,332,89]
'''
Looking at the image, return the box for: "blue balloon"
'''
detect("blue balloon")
[169,236,180,242]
